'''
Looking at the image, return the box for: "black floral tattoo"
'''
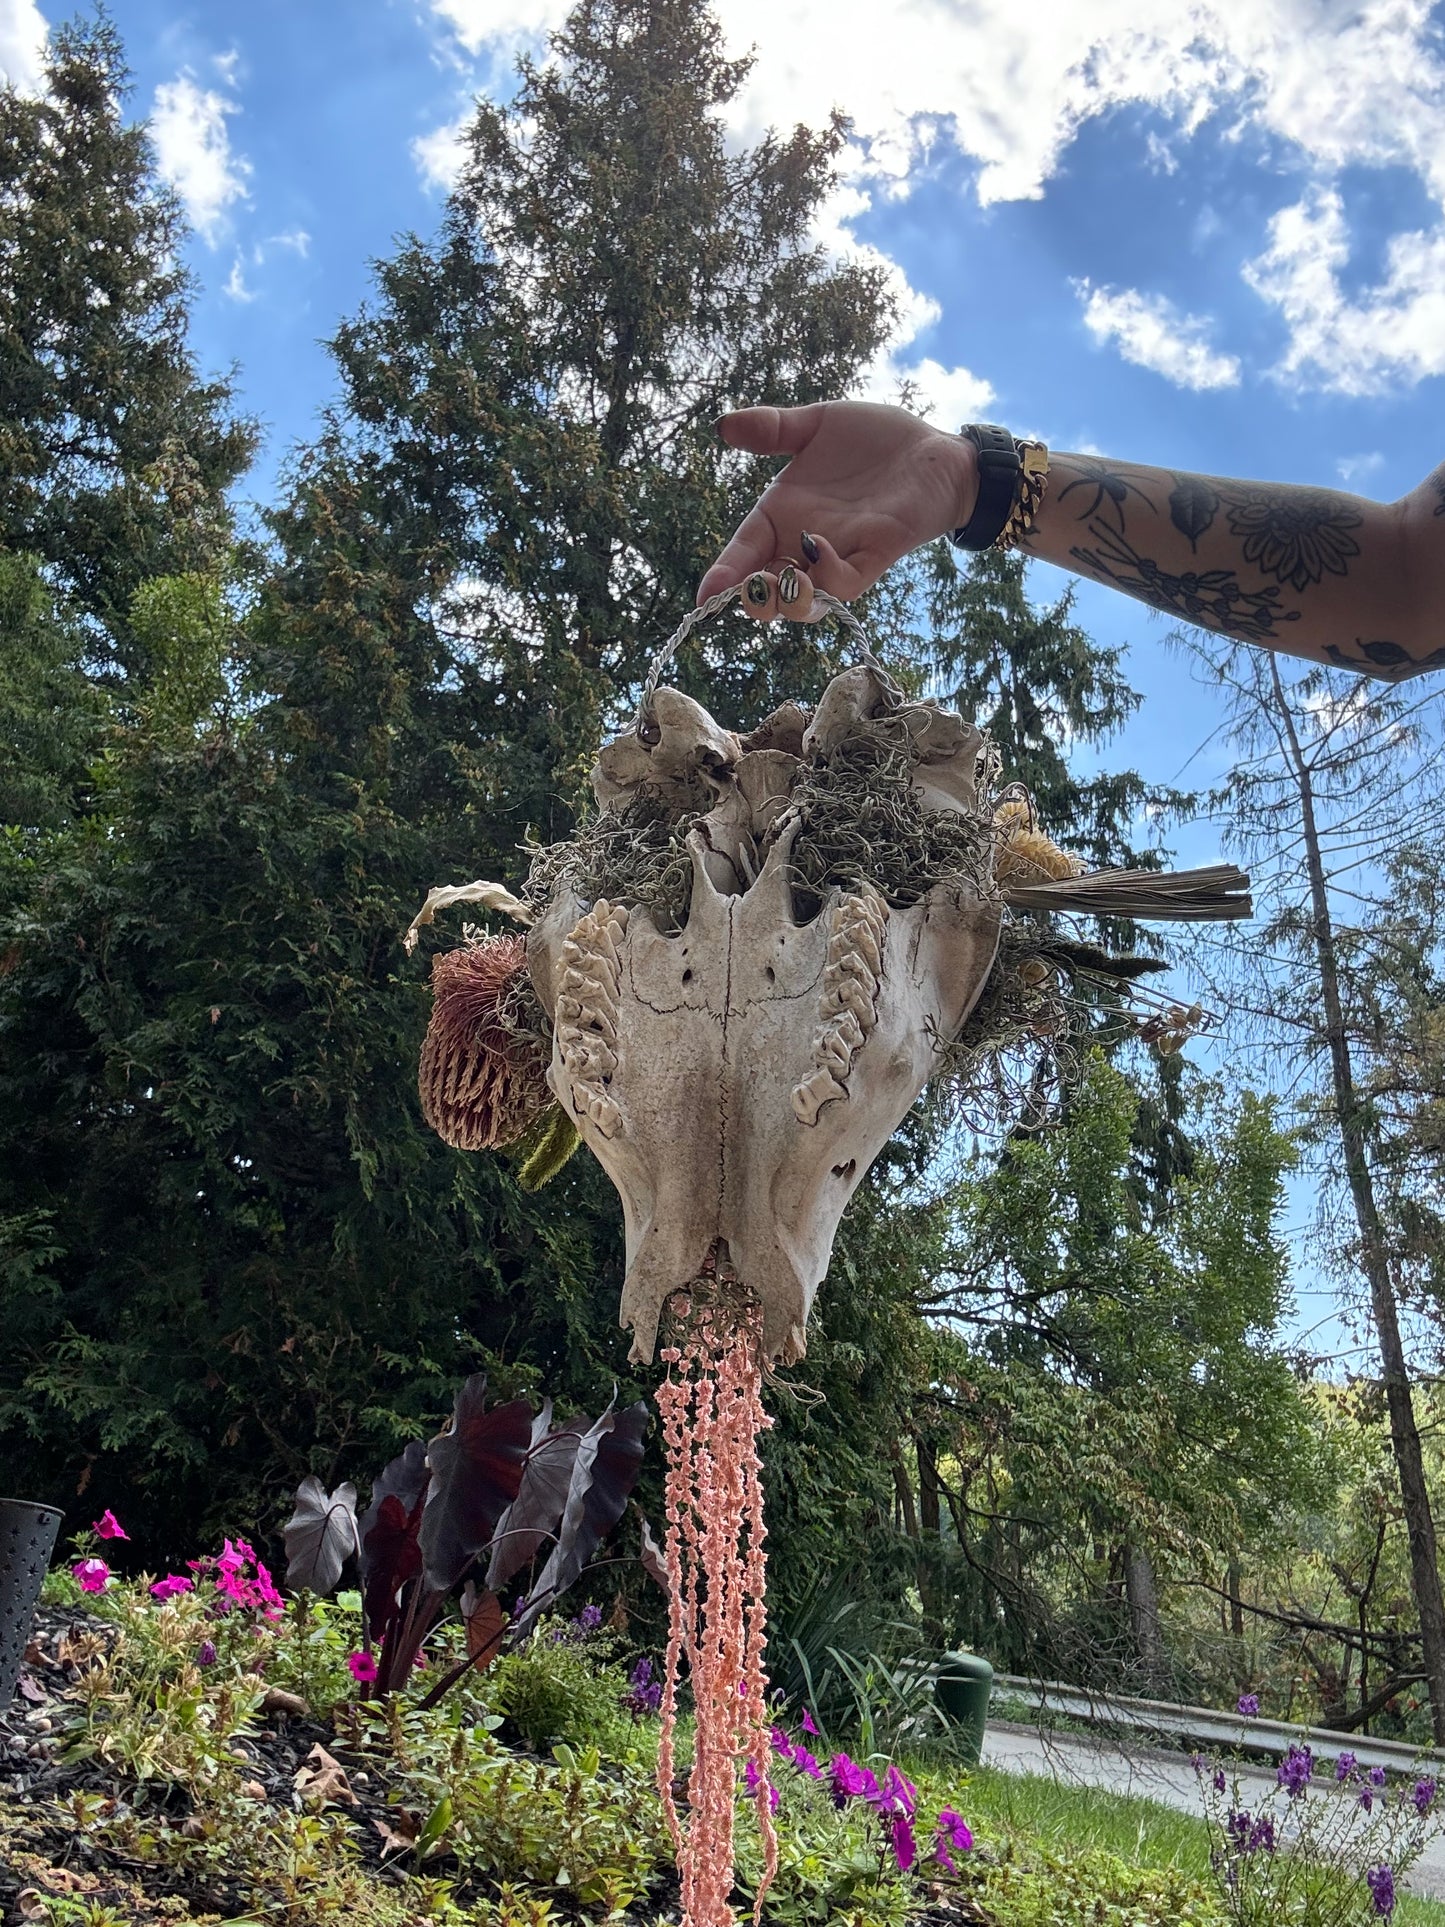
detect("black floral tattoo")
[1056,456,1158,529]
[1224,492,1362,592]
[1168,475,1220,551]
[1324,638,1445,681]
[1069,523,1301,641]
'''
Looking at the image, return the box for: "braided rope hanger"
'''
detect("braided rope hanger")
[635,580,898,733]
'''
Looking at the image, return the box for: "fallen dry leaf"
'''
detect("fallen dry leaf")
[16,1892,45,1922]
[241,1779,268,1801]
[22,1638,43,1666]
[260,1686,308,1717]
[372,1808,422,1858]
[293,1743,356,1808]
[15,1673,45,1705]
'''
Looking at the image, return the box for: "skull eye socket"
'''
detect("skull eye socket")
[832,1159,857,1182]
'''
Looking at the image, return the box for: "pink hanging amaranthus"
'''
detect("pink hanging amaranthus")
[656,1286,778,1927]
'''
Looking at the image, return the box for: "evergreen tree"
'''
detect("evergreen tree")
[0,17,255,670]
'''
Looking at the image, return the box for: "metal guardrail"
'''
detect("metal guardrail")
[992,1671,1445,1778]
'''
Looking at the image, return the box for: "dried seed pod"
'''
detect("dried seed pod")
[419,934,552,1150]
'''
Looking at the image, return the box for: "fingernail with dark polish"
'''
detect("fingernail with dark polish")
[745,572,772,606]
[778,565,799,605]
[800,532,820,564]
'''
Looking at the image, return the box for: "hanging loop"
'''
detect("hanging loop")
[635,581,896,736]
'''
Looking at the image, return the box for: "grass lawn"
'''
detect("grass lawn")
[963,1761,1445,1925]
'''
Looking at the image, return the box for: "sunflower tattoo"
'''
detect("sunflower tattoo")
[1225,493,1363,593]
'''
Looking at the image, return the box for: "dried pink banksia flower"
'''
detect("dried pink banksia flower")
[419,934,551,1151]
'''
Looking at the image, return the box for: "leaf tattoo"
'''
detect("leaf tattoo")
[1069,523,1301,641]
[1168,476,1220,551]
[1324,638,1445,681]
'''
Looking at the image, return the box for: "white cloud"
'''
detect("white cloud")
[223,255,256,303]
[268,227,311,257]
[412,111,470,192]
[1336,451,1385,488]
[1244,184,1445,395]
[0,0,47,93]
[418,0,1445,395]
[150,70,251,245]
[1075,280,1241,390]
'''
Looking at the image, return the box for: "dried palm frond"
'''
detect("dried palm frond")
[419,934,552,1151]
[999,862,1252,922]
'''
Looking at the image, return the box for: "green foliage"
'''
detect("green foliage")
[0,19,254,661]
[979,1842,1221,1927]
[487,1626,631,1752]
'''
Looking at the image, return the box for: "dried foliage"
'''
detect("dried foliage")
[418,933,553,1150]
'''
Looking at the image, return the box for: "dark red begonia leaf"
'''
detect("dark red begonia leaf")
[517,1400,649,1629]
[485,1413,591,1594]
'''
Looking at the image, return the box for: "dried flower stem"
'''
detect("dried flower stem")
[657,1293,776,1927]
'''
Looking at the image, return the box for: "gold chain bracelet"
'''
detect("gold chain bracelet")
[995,439,1049,551]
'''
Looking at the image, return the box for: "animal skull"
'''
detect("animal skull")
[526,670,1002,1366]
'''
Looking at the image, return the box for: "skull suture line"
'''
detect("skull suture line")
[525,669,1003,1368]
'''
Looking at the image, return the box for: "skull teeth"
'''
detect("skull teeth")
[556,902,630,1138]
[792,888,890,1125]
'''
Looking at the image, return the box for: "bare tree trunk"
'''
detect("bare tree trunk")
[916,1436,945,1643]
[1271,657,1445,1745]
[1125,1543,1167,1690]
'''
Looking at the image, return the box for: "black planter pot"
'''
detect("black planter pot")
[0,1498,62,1706]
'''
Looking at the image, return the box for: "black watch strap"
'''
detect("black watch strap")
[951,423,1020,551]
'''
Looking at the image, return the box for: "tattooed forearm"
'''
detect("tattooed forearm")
[1033,449,1443,678]
[1068,522,1302,641]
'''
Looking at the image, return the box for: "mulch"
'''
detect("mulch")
[1,1605,998,1926]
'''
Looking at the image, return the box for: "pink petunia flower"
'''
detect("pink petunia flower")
[348,1650,378,1684]
[891,1813,917,1872]
[800,1709,820,1737]
[933,1807,974,1873]
[150,1574,195,1601]
[73,1558,110,1593]
[93,1510,128,1541]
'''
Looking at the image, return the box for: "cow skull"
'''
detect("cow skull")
[526,670,1002,1366]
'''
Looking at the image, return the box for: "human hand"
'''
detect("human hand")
[696,400,975,610]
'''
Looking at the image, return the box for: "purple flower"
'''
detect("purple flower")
[620,1652,662,1717]
[891,1813,916,1871]
[196,1640,217,1668]
[1335,1752,1359,1783]
[800,1709,820,1737]
[933,1807,973,1873]
[1237,1693,1260,1718]
[829,1752,879,1807]
[1189,1752,1206,1775]
[576,1603,603,1632]
[1276,1744,1314,1799]
[1370,1765,1388,1789]
[150,1574,194,1601]
[1360,1789,1376,1814]
[744,1758,762,1792]
[1366,1864,1396,1916]
[1213,1768,1227,1794]
[873,1764,917,1818]
[789,1744,822,1781]
[72,1558,109,1594]
[1414,1776,1437,1816]
[93,1510,128,1542]
[769,1726,791,1754]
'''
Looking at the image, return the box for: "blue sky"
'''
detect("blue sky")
[4,0,1444,1362]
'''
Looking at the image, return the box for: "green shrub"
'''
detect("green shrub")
[487,1625,629,1752]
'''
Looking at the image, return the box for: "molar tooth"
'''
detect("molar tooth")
[835,976,876,1027]
[791,1067,847,1125]
[833,1011,865,1053]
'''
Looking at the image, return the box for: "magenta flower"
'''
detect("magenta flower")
[934,1807,974,1873]
[150,1574,194,1601]
[800,1709,820,1736]
[891,1813,917,1872]
[789,1743,823,1780]
[347,1650,378,1684]
[829,1751,879,1807]
[93,1510,128,1541]
[72,1558,109,1593]
[875,1764,917,1818]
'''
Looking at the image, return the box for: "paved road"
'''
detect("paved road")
[981,1718,1445,1901]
